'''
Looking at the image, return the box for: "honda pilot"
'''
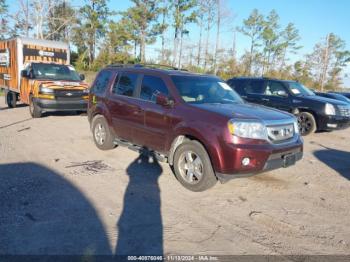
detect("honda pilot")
[88,65,303,192]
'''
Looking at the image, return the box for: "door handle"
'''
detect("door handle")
[262,98,270,101]
[133,107,143,114]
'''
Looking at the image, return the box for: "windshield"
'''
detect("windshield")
[171,76,243,104]
[287,82,315,96]
[31,63,81,81]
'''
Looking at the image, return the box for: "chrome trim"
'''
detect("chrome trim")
[262,118,298,144]
[338,105,350,117]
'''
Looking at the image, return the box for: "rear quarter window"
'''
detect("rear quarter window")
[91,70,113,94]
[228,79,246,95]
[245,80,265,95]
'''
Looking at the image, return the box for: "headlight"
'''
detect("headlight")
[293,118,299,134]
[39,86,54,94]
[325,103,336,115]
[228,119,267,140]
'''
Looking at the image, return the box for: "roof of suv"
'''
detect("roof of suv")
[105,64,218,78]
[230,76,296,83]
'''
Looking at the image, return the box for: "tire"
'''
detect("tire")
[92,115,116,150]
[173,140,217,192]
[6,91,17,108]
[297,111,317,136]
[29,96,42,118]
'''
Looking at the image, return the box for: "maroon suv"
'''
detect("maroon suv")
[88,65,303,191]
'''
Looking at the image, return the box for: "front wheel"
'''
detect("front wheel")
[173,140,217,192]
[29,96,42,118]
[92,115,116,150]
[298,112,317,136]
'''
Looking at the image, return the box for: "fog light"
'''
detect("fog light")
[327,123,337,128]
[242,157,250,166]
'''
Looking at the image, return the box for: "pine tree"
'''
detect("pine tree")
[237,9,264,75]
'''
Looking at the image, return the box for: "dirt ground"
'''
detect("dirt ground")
[0,98,349,256]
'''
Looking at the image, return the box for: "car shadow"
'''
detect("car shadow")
[0,162,112,255]
[0,103,28,111]
[115,152,164,255]
[313,144,350,180]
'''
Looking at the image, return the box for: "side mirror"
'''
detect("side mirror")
[277,90,288,97]
[21,70,29,78]
[80,74,85,81]
[156,93,173,107]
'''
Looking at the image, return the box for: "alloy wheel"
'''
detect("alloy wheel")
[178,151,204,184]
[298,114,313,134]
[94,123,107,145]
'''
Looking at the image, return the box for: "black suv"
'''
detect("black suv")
[227,77,350,136]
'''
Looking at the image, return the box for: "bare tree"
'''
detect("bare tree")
[10,0,32,37]
[213,0,233,74]
[202,0,216,70]
[31,0,56,39]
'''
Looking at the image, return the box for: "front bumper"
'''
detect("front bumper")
[317,115,350,131]
[34,98,87,112]
[215,137,303,183]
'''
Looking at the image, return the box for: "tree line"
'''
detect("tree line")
[0,0,349,90]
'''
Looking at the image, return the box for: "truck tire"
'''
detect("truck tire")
[298,111,317,136]
[92,115,116,150]
[6,91,17,108]
[173,140,217,192]
[29,96,42,118]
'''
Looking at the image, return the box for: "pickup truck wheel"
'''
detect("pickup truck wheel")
[173,140,217,192]
[29,96,42,118]
[92,116,116,150]
[297,112,316,136]
[6,91,17,108]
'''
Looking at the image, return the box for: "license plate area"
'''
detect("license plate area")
[282,153,296,168]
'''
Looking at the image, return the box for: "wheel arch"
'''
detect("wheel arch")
[296,108,319,129]
[168,132,221,174]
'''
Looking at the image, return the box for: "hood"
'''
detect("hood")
[36,80,89,90]
[298,94,348,106]
[192,102,293,121]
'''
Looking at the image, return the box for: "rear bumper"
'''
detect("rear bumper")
[34,98,87,112]
[215,138,303,183]
[317,115,350,130]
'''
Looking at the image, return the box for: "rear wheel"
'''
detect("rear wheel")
[29,96,42,118]
[298,112,316,136]
[173,140,217,192]
[92,115,116,150]
[6,91,17,108]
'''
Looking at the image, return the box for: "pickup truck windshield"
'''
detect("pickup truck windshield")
[172,75,243,104]
[32,63,81,81]
[287,82,315,97]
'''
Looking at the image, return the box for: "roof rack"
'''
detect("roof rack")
[107,63,187,71]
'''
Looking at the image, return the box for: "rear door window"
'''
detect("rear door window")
[92,70,113,95]
[245,80,265,95]
[115,72,138,97]
[140,75,169,102]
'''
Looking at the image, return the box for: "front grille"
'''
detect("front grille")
[338,105,350,117]
[54,89,86,101]
[266,123,295,143]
